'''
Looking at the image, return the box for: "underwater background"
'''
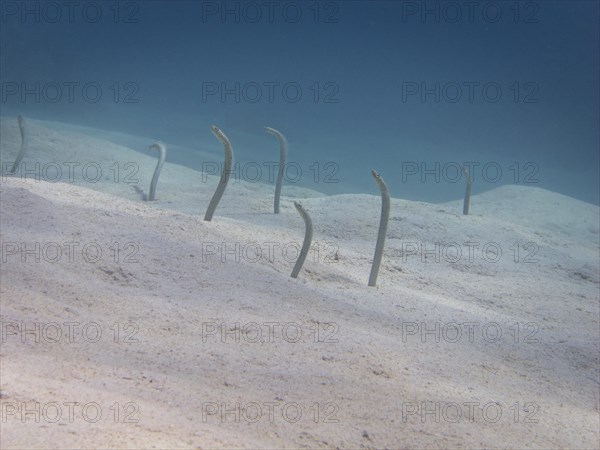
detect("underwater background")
[1,0,598,204]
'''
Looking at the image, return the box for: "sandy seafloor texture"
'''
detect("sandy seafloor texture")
[0,117,598,448]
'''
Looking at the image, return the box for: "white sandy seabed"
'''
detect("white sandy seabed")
[0,117,598,449]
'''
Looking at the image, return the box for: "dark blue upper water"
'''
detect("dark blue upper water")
[1,1,598,204]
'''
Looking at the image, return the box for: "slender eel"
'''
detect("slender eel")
[291,201,313,279]
[462,165,472,215]
[148,141,167,201]
[264,127,287,214]
[368,170,390,287]
[204,125,234,221]
[10,115,26,174]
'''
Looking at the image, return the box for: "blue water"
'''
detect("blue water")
[1,0,598,203]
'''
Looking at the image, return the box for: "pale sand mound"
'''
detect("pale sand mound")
[0,118,598,448]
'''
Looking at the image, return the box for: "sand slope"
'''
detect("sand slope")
[1,118,598,448]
